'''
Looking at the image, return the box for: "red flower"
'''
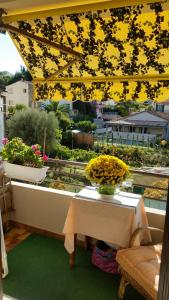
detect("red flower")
[35,150,41,156]
[42,155,48,161]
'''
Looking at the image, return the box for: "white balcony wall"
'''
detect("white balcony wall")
[10,182,73,235]
[10,182,165,243]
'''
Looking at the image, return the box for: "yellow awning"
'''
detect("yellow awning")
[1,0,169,101]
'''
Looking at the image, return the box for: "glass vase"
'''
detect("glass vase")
[98,184,116,196]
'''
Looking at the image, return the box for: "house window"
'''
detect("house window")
[23,89,27,93]
[156,104,164,112]
[130,127,135,132]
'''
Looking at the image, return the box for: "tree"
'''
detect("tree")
[55,110,72,131]
[76,121,96,133]
[8,66,32,85]
[40,100,72,130]
[8,104,27,116]
[0,71,12,92]
[73,100,96,120]
[7,108,59,153]
[58,104,70,114]
[40,100,59,113]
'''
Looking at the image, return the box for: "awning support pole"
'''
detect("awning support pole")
[46,57,80,80]
[0,22,82,58]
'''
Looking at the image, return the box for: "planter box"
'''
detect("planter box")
[3,161,49,183]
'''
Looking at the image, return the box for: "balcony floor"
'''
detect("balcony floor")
[3,231,145,300]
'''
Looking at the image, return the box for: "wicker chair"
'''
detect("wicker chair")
[116,227,163,300]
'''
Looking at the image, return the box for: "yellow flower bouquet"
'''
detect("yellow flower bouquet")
[85,155,129,195]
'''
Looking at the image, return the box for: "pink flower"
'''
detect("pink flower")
[31,145,38,151]
[35,150,41,156]
[2,138,9,145]
[42,155,48,162]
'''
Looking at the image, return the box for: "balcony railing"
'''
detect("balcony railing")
[38,158,169,211]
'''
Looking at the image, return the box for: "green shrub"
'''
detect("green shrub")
[1,137,47,168]
[76,121,96,133]
[54,143,169,167]
[54,144,97,162]
[61,131,73,147]
[96,144,169,167]
[7,108,59,153]
[55,144,72,160]
[71,148,97,162]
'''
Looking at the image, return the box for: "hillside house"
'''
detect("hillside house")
[105,111,169,144]
[3,80,33,110]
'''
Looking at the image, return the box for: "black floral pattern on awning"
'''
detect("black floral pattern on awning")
[8,2,169,101]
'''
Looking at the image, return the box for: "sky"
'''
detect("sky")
[0,33,25,74]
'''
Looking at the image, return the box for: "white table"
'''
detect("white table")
[63,187,150,267]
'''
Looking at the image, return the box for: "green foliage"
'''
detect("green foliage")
[73,101,96,118]
[55,144,72,160]
[55,110,72,131]
[7,108,59,153]
[55,129,62,142]
[0,138,44,168]
[73,113,95,122]
[97,144,169,167]
[8,106,16,116]
[54,144,97,162]
[71,148,98,162]
[8,104,27,116]
[0,71,11,92]
[0,67,32,93]
[115,104,129,116]
[58,104,70,114]
[7,66,32,85]
[15,104,27,111]
[76,121,96,133]
[112,100,140,116]
[98,185,115,195]
[146,105,154,111]
[53,142,169,166]
[40,100,72,131]
[42,100,59,113]
[61,131,72,147]
[103,106,115,113]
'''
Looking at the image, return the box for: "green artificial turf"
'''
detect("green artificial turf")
[3,234,145,300]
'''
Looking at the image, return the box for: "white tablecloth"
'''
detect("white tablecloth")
[1,210,8,278]
[63,188,150,254]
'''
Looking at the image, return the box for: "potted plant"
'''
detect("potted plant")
[85,155,129,198]
[1,137,49,183]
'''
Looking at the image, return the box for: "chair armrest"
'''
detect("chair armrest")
[129,226,164,247]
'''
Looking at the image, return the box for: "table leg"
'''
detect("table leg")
[69,233,77,268]
[84,235,92,250]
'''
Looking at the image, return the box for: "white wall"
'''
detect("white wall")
[164,105,169,113]
[10,182,73,235]
[10,182,165,243]
[5,81,33,108]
